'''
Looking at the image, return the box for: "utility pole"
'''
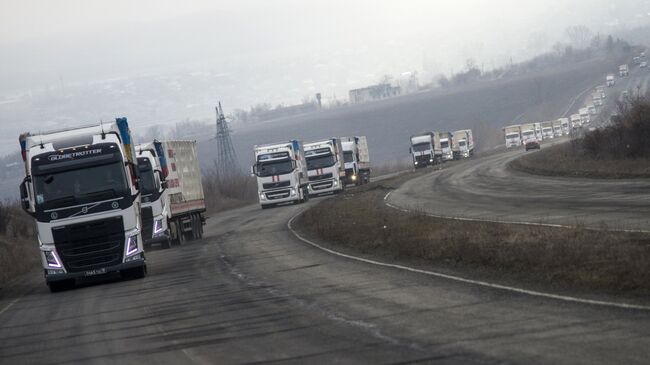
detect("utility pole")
[214,102,239,181]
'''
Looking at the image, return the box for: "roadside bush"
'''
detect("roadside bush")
[202,164,257,212]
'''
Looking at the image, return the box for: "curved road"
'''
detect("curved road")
[1,200,650,364]
[388,148,650,231]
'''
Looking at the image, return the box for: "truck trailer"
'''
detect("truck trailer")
[451,129,474,159]
[304,138,345,196]
[252,140,309,208]
[18,118,146,292]
[136,140,205,248]
[409,132,436,168]
[341,136,371,185]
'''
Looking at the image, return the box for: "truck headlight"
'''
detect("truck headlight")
[351,175,357,181]
[290,188,296,196]
[414,161,418,165]
[125,234,139,256]
[333,179,338,186]
[259,192,267,201]
[429,158,434,162]
[153,219,164,236]
[44,249,63,268]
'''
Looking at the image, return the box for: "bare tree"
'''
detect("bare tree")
[565,25,593,49]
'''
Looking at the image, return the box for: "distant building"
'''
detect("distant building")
[349,83,401,104]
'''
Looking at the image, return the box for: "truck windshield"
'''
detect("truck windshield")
[522,131,535,137]
[411,142,431,152]
[506,133,519,139]
[440,141,449,148]
[343,151,354,163]
[459,140,466,147]
[257,159,294,177]
[33,161,129,209]
[306,154,335,170]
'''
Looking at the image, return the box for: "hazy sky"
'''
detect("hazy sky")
[0,0,648,104]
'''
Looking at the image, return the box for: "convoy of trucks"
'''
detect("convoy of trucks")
[19,119,147,292]
[136,140,205,248]
[251,140,309,209]
[304,138,346,195]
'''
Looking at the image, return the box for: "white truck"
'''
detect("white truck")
[579,107,590,124]
[557,118,570,136]
[252,140,309,208]
[587,104,597,116]
[136,140,205,248]
[541,121,554,139]
[619,64,629,77]
[520,123,537,145]
[409,132,436,168]
[503,124,522,148]
[451,129,474,159]
[341,136,371,185]
[304,138,345,195]
[606,74,615,87]
[570,113,582,129]
[436,131,453,161]
[18,118,146,292]
[592,92,603,106]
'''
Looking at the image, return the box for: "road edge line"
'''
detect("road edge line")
[287,210,650,311]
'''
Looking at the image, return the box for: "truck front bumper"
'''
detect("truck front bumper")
[308,178,341,195]
[45,255,146,283]
[259,187,300,205]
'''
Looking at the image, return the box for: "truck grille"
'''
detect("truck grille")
[141,207,153,239]
[263,180,290,189]
[309,173,333,181]
[311,181,333,190]
[265,189,291,200]
[415,155,430,163]
[52,216,125,272]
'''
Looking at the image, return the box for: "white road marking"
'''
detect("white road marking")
[0,297,22,317]
[288,210,650,311]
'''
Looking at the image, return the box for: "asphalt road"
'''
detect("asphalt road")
[1,199,650,364]
[387,148,650,231]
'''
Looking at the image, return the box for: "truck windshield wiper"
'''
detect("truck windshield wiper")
[81,189,117,200]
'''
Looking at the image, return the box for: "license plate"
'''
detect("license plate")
[84,268,107,277]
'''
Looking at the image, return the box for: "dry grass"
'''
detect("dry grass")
[297,186,650,294]
[509,142,650,178]
[202,167,258,213]
[0,202,38,287]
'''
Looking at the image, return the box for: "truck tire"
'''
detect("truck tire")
[192,214,200,240]
[48,279,74,293]
[122,264,146,280]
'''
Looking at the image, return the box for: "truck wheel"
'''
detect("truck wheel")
[175,221,184,245]
[122,265,146,280]
[48,279,74,293]
[192,214,200,240]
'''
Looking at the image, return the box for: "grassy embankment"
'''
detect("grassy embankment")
[510,99,650,178]
[0,202,38,287]
[297,182,650,295]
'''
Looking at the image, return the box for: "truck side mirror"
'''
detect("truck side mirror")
[409,147,412,153]
[19,178,30,211]
[250,164,258,177]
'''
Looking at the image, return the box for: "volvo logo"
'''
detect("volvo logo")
[111,201,119,209]
[50,212,58,220]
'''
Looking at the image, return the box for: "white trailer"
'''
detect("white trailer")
[451,129,474,159]
[341,136,371,185]
[541,121,554,140]
[503,124,522,148]
[557,118,569,136]
[304,138,345,195]
[409,132,436,168]
[18,118,146,292]
[252,140,309,208]
[136,140,205,247]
